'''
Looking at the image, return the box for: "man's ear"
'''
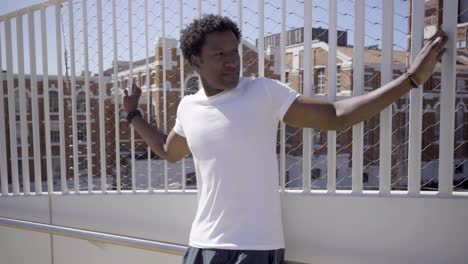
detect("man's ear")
[190,55,201,70]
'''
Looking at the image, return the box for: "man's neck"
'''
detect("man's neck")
[200,78,224,97]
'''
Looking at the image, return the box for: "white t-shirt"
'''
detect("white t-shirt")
[173,77,300,250]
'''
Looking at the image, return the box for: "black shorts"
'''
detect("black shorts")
[183,246,285,264]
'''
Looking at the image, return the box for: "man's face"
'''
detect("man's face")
[192,30,240,90]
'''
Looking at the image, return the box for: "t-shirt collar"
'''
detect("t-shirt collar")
[196,78,243,105]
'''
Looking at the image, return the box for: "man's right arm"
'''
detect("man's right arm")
[130,115,191,163]
[123,83,191,163]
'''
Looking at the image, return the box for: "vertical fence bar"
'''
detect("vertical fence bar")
[438,0,458,196]
[238,0,243,78]
[28,11,42,194]
[180,0,186,191]
[279,0,286,192]
[41,7,53,193]
[218,0,222,15]
[302,0,312,193]
[15,17,28,195]
[17,14,31,195]
[83,0,93,193]
[379,0,394,194]
[0,25,9,195]
[55,3,68,194]
[258,0,264,77]
[5,19,20,195]
[326,0,337,193]
[162,0,168,191]
[145,0,153,193]
[97,0,106,193]
[128,0,136,193]
[68,0,79,193]
[351,0,364,194]
[198,0,202,17]
[407,0,424,196]
[112,0,120,193]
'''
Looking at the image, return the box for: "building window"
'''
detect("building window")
[285,170,291,188]
[336,66,342,92]
[364,73,374,89]
[457,40,466,48]
[49,91,59,113]
[77,123,87,142]
[151,71,156,84]
[52,157,61,180]
[313,129,322,145]
[435,105,440,138]
[141,74,147,86]
[15,89,30,114]
[78,157,88,176]
[314,67,325,94]
[120,141,130,154]
[50,123,60,144]
[16,123,30,145]
[186,172,197,188]
[16,124,21,145]
[51,131,60,144]
[299,70,304,93]
[311,168,321,179]
[119,108,127,121]
[363,171,369,183]
[185,76,199,95]
[285,71,289,83]
[432,77,441,91]
[364,121,371,146]
[455,105,464,142]
[456,79,466,91]
[17,160,23,181]
[77,92,86,113]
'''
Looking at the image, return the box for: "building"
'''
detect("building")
[0,37,279,191]
[277,0,468,189]
[0,73,115,191]
[260,27,348,47]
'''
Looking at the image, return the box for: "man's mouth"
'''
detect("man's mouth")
[223,72,237,76]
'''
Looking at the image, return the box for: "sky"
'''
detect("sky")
[0,0,411,75]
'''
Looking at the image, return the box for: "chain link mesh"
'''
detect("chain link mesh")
[0,0,466,194]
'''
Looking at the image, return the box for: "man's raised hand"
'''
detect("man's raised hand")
[123,83,142,113]
[408,30,448,86]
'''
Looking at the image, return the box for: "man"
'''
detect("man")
[123,14,447,264]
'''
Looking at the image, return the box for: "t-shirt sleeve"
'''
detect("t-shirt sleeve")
[263,78,300,121]
[172,100,186,137]
[172,117,185,137]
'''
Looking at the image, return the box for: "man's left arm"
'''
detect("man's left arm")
[284,30,448,131]
[284,75,414,130]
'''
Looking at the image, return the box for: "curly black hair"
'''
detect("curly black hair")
[180,14,241,62]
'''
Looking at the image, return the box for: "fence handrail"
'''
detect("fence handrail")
[0,216,187,256]
[0,0,66,22]
[0,215,307,263]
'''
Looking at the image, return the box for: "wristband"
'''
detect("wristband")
[405,72,420,88]
[127,108,143,124]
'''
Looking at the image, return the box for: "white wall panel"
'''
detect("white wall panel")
[1,194,467,263]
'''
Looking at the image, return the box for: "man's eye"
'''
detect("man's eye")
[215,52,223,56]
[233,50,239,54]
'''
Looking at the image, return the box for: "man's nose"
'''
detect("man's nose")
[224,55,238,68]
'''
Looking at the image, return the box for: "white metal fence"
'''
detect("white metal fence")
[0,0,466,197]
